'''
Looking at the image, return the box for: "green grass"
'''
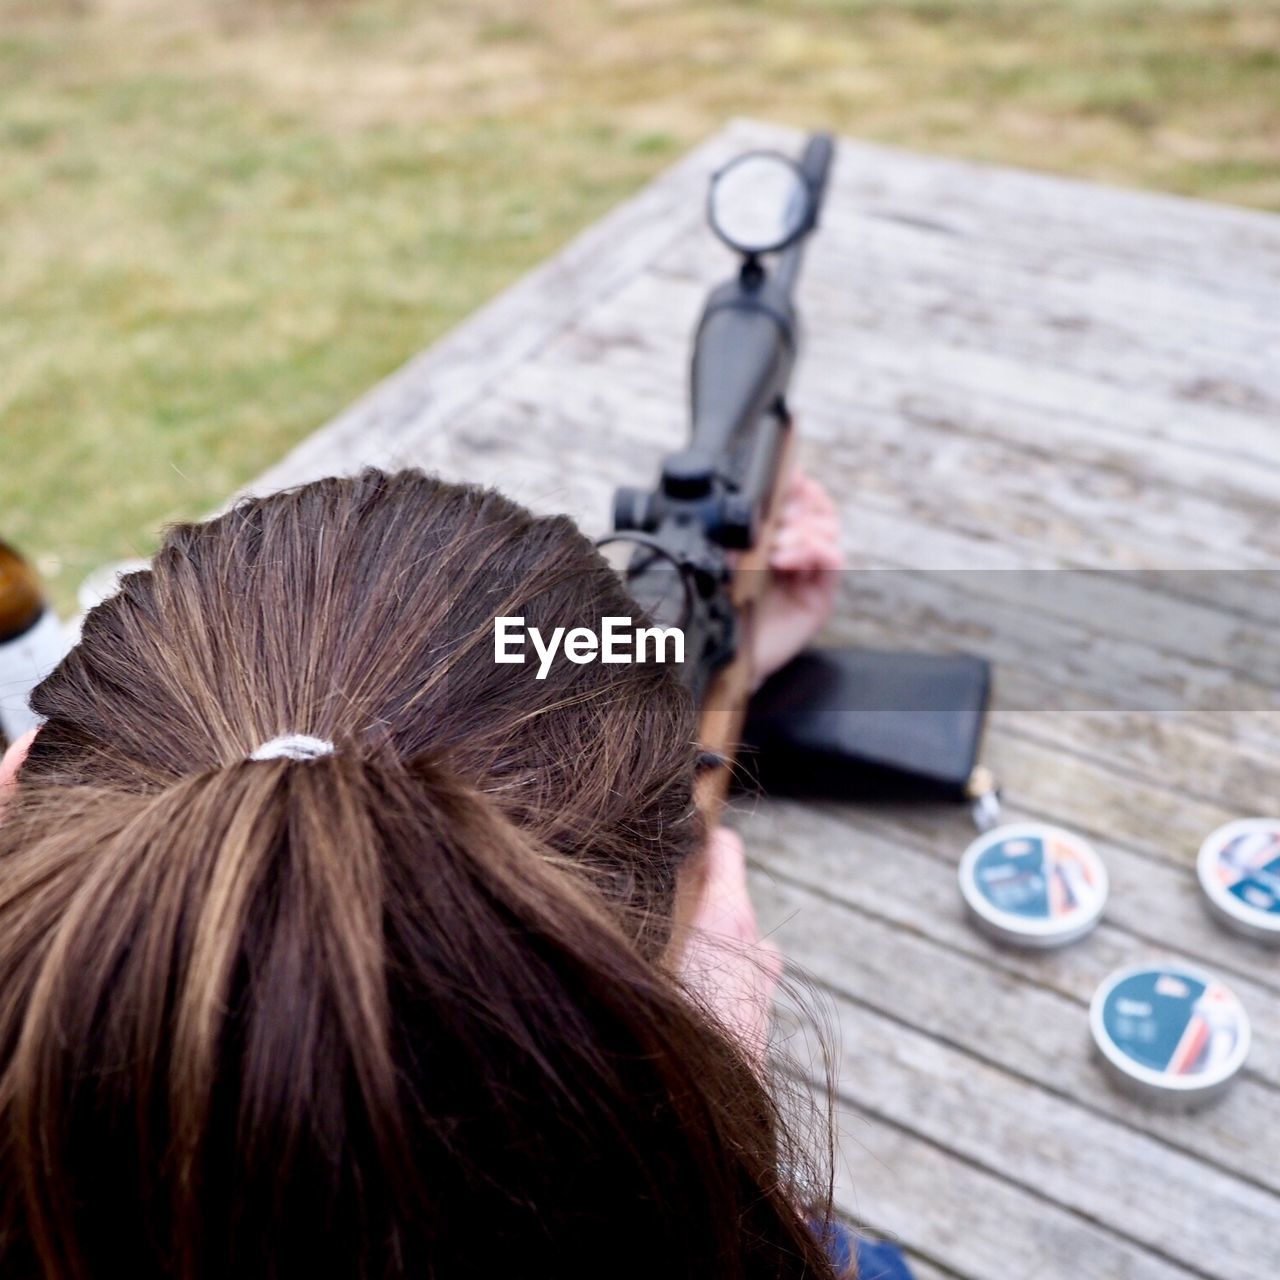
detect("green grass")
[3,0,1279,612]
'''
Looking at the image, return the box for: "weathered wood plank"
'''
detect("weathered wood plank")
[524,272,1280,567]
[820,570,1279,710]
[463,359,1280,737]
[822,1099,1204,1280]
[852,790,1280,1003]
[450,380,1280,733]
[770,972,1277,1280]
[585,191,1280,476]
[657,233,1280,424]
[936,733,1236,874]
[851,790,1280,1003]
[743,798,1280,1096]
[544,254,1280,501]
[735,120,1280,303]
[773,490,1280,635]
[990,712,1280,827]
[755,855,1280,1193]
[1188,709,1280,761]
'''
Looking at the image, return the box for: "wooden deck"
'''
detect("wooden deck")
[245,120,1280,1280]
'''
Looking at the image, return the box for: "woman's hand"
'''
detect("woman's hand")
[750,472,843,689]
[678,826,783,1068]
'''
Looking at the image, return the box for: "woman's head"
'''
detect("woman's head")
[0,469,835,1279]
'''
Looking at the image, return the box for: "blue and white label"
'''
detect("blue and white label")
[1198,820,1280,937]
[960,823,1107,944]
[1092,964,1250,1094]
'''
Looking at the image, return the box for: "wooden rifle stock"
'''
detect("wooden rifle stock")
[670,423,796,952]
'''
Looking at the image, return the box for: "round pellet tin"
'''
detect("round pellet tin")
[958,822,1107,948]
[1197,819,1280,945]
[1090,964,1250,1108]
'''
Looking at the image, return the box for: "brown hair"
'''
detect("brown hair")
[0,469,837,1279]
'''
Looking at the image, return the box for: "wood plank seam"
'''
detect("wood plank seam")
[785,792,1280,1004]
[780,989,1272,1279]
[767,893,1280,1200]
[993,721,1280,838]
[792,797,1280,1018]
[755,853,1280,1097]
[825,561,1280,697]
[800,1072,1216,1280]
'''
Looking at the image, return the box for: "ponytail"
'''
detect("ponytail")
[0,469,838,1279]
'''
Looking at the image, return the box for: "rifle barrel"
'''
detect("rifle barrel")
[774,132,834,297]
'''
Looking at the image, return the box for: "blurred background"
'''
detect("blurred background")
[3,0,1278,613]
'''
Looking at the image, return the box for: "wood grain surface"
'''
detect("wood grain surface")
[244,120,1280,1279]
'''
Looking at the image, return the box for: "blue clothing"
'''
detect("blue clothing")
[817,1218,916,1279]
[854,1237,917,1280]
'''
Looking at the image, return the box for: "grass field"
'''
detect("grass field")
[3,0,1279,613]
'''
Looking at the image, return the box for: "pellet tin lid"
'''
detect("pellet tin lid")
[958,822,1107,948]
[1090,963,1250,1108]
[1197,819,1280,945]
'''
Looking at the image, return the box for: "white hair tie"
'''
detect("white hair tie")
[250,734,336,763]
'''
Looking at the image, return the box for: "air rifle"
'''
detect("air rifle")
[603,134,993,930]
[604,135,835,822]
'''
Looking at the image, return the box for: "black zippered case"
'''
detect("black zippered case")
[739,646,992,802]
